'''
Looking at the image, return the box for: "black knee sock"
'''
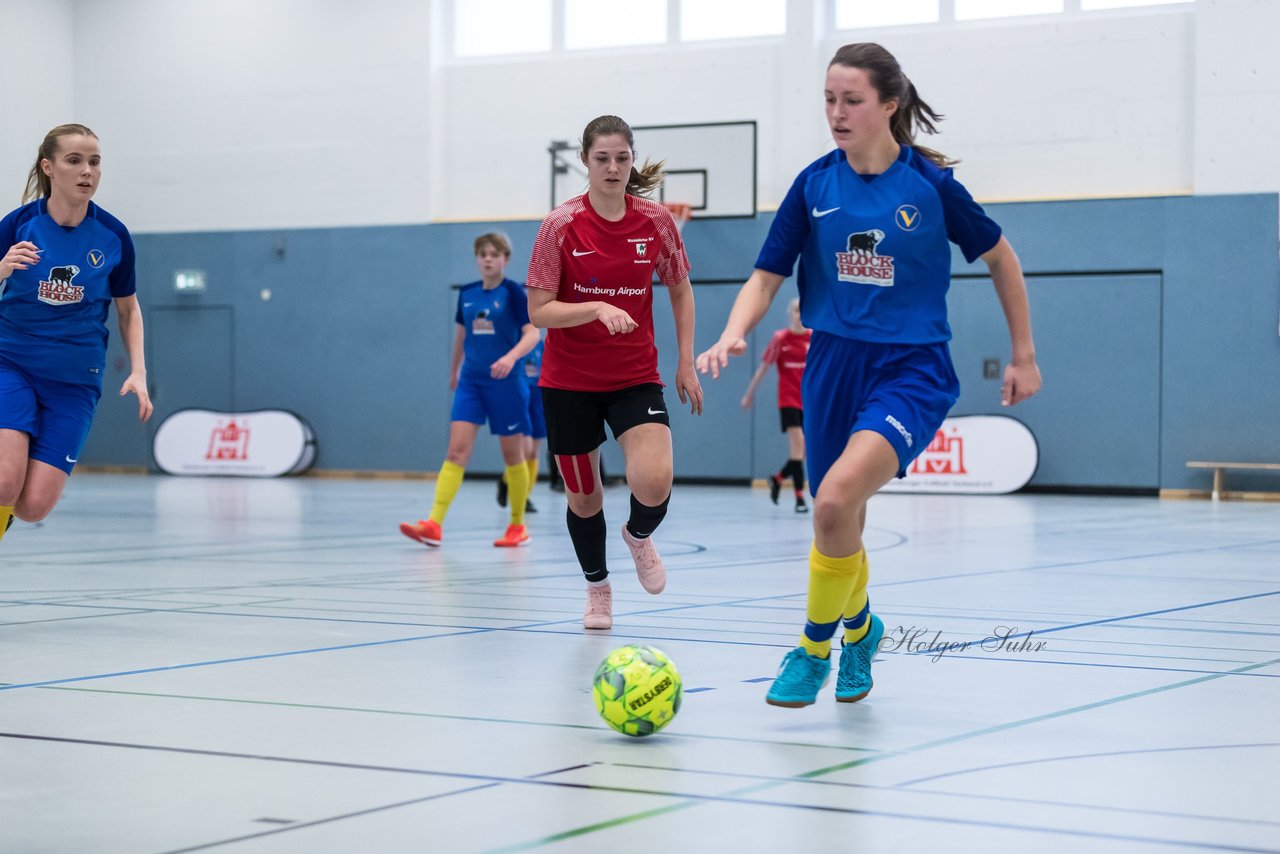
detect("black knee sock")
[777,458,792,480]
[789,459,806,494]
[626,493,670,540]
[566,508,608,583]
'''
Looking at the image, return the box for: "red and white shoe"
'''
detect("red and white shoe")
[400,519,442,547]
[493,524,530,548]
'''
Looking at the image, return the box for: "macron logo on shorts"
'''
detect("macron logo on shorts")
[885,414,913,448]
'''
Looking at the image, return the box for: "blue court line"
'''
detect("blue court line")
[3,731,1271,854]
[493,652,1280,851]
[904,589,1280,655]
[896,742,1280,788]
[0,628,489,692]
[869,538,1280,589]
[908,653,1280,678]
[603,759,1280,828]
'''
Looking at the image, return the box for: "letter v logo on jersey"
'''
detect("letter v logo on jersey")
[896,204,921,232]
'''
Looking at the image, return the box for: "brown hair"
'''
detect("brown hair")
[23,123,99,204]
[828,43,956,169]
[474,231,512,257]
[579,115,664,198]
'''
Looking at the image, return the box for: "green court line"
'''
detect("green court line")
[489,653,1280,851]
[30,684,879,754]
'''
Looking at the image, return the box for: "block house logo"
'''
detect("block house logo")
[836,229,894,286]
[38,265,85,305]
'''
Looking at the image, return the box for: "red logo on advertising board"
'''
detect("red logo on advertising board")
[911,427,966,476]
[206,419,250,461]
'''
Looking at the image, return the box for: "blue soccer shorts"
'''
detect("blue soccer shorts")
[450,374,532,436]
[802,331,959,493]
[0,355,102,475]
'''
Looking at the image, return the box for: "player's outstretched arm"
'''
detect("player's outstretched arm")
[981,236,1041,406]
[696,269,785,379]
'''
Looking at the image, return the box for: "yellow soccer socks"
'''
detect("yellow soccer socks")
[0,505,13,541]
[504,462,530,526]
[841,552,872,646]
[428,461,465,524]
[799,545,868,659]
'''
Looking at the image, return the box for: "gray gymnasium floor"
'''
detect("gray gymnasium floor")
[1,474,1277,853]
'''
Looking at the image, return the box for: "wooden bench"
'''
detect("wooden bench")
[1185,461,1280,501]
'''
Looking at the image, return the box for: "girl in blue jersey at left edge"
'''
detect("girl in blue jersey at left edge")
[0,124,152,542]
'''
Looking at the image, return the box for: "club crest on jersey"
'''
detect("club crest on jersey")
[836,230,894,287]
[38,265,86,305]
[895,205,921,232]
[636,242,647,256]
[86,249,106,268]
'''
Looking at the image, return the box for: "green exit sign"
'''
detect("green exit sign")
[174,270,206,293]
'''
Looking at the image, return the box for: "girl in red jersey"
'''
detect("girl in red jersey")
[741,297,811,513]
[526,115,703,630]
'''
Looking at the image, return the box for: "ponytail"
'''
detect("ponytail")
[626,160,665,198]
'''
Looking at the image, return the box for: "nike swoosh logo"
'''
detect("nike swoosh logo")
[812,206,840,218]
[572,249,596,257]
[463,302,474,307]
[66,455,78,464]
[507,423,519,430]
[647,407,665,415]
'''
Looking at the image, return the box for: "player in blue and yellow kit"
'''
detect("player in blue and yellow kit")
[0,124,152,543]
[400,232,540,549]
[698,44,1041,707]
[496,320,545,514]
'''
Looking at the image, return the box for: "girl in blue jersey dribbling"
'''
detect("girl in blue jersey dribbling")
[698,43,1042,708]
[0,124,152,543]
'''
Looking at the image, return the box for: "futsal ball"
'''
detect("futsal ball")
[592,644,683,737]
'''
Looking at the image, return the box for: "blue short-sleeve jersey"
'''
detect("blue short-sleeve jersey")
[0,199,136,387]
[755,146,1000,344]
[454,278,531,383]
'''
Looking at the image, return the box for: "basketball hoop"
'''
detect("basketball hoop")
[662,201,693,233]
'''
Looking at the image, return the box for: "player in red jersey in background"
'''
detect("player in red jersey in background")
[526,115,703,630]
[741,297,811,513]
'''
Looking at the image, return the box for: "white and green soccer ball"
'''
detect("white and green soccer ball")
[592,644,683,737]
